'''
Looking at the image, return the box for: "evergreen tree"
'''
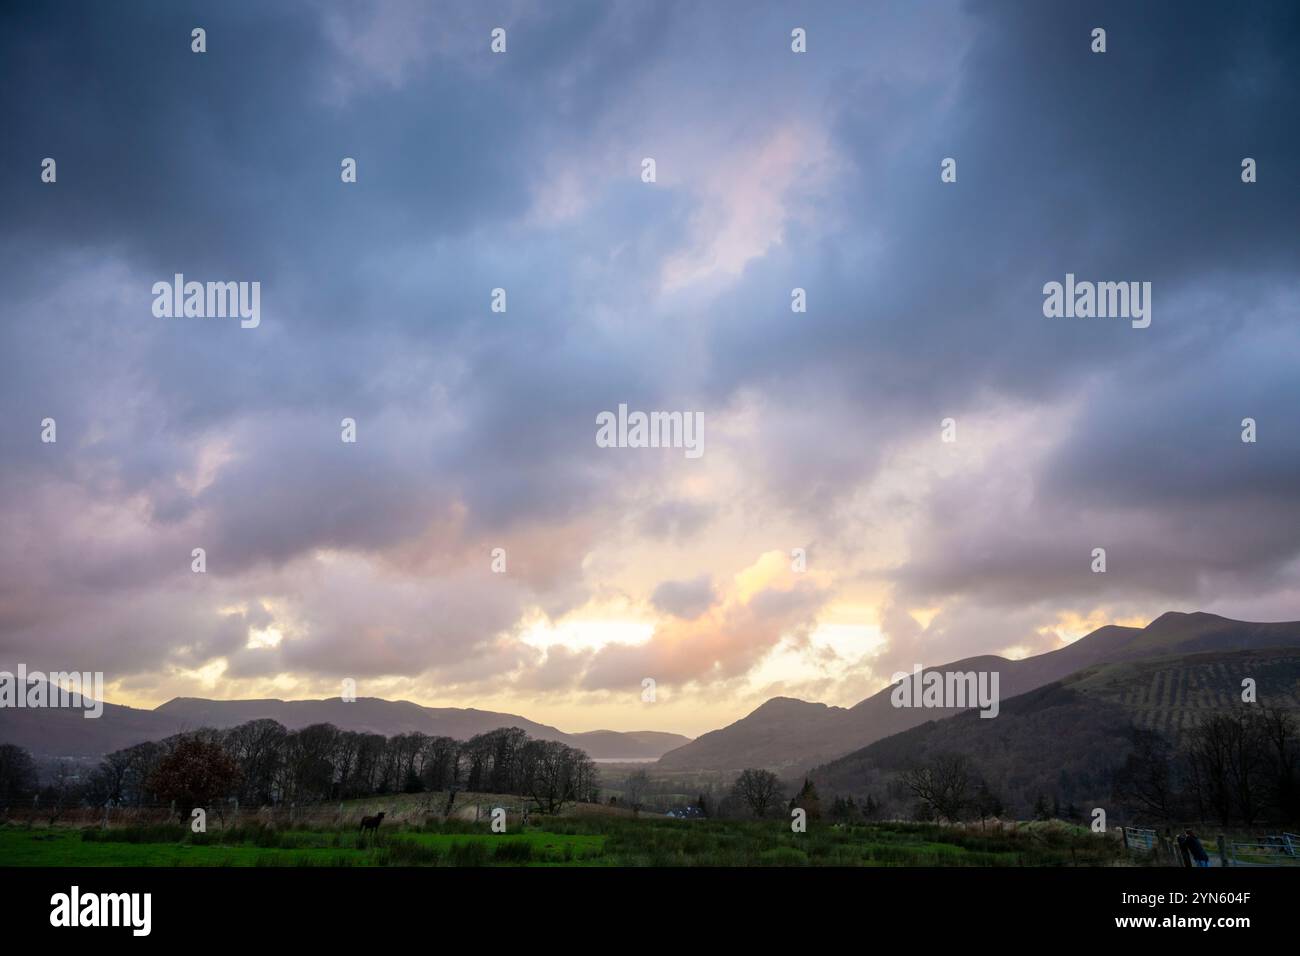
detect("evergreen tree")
[1033,792,1051,821]
[794,777,822,821]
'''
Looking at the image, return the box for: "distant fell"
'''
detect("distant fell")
[655,612,1300,772]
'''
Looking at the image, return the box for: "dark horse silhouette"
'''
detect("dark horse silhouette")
[359,811,386,836]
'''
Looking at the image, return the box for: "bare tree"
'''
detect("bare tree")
[420,736,461,793]
[1254,705,1300,820]
[731,768,782,818]
[223,719,286,805]
[1185,712,1265,826]
[1112,726,1180,822]
[624,769,649,814]
[40,761,83,826]
[522,739,594,815]
[900,753,973,823]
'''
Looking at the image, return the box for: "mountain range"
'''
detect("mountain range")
[809,643,1300,813]
[654,611,1300,772]
[5,612,1297,775]
[0,693,690,761]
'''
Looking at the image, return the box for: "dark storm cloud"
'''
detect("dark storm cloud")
[696,1,1300,618]
[893,322,1300,612]
[0,0,685,544]
[707,0,1300,411]
[1,0,1297,693]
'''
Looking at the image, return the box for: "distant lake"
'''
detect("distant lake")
[593,757,658,764]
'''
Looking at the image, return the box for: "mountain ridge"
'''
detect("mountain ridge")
[808,643,1300,815]
[0,692,692,760]
[655,612,1300,772]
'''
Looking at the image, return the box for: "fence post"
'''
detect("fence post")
[1120,827,1129,851]
[1217,834,1229,868]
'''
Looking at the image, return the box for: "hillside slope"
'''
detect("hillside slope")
[656,612,1300,772]
[0,693,690,760]
[809,645,1300,814]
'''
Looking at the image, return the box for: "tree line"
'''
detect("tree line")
[876,705,1300,827]
[1113,705,1300,827]
[1,722,601,820]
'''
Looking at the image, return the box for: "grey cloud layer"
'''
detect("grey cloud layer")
[1,1,1297,694]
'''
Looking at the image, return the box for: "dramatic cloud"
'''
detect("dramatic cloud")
[1,0,1297,735]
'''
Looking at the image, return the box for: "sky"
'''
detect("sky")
[1,1,1298,738]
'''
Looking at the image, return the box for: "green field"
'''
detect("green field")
[0,817,1129,867]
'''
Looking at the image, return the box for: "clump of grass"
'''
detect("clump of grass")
[448,841,490,866]
[383,838,444,865]
[759,846,808,866]
[412,818,492,836]
[83,821,309,849]
[492,840,533,863]
[83,824,188,844]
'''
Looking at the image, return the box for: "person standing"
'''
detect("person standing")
[1186,828,1210,867]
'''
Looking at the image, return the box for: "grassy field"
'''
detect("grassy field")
[0,816,1131,867]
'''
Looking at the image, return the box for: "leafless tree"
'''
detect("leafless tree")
[1185,711,1265,826]
[900,753,973,823]
[420,736,461,793]
[1254,705,1300,820]
[624,769,649,814]
[223,719,286,805]
[732,768,782,818]
[523,739,593,815]
[41,761,82,826]
[1113,726,1180,822]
